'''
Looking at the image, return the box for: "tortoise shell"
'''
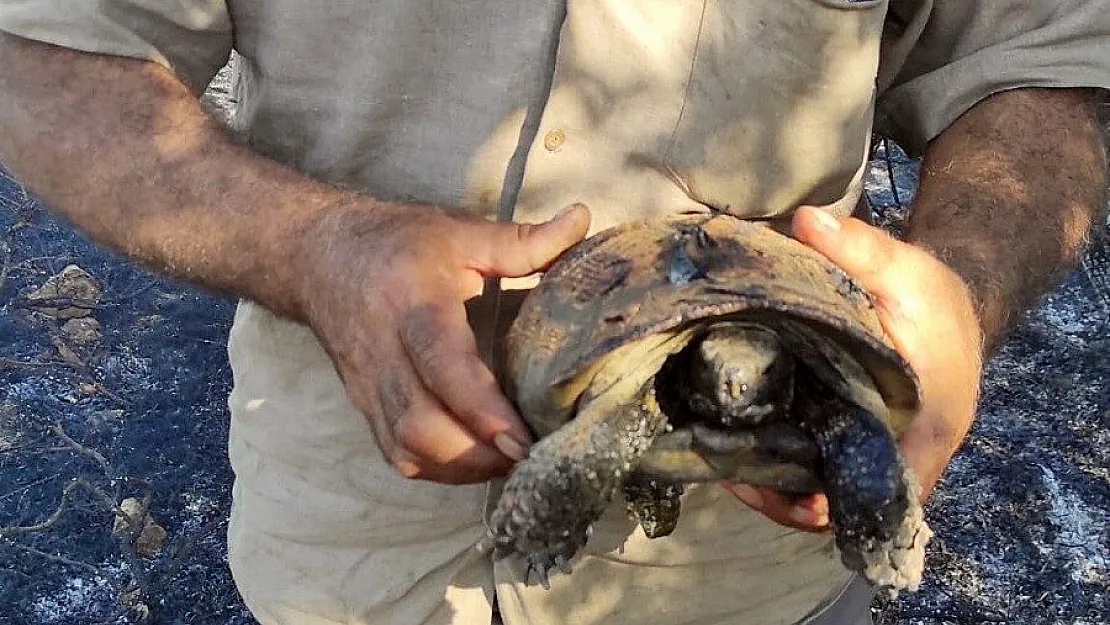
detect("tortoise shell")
[502,212,921,454]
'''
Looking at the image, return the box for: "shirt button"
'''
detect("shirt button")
[543,128,566,152]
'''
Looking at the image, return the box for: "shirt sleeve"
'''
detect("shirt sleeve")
[0,0,232,93]
[875,0,1110,155]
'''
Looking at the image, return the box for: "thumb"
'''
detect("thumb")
[466,204,591,277]
[791,206,900,295]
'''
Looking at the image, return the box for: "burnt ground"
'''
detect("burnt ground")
[0,111,1108,623]
[0,164,247,624]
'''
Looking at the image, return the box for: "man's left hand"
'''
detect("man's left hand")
[722,206,984,531]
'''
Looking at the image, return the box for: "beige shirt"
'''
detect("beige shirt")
[3,0,1108,334]
[2,2,1109,624]
[3,0,1109,221]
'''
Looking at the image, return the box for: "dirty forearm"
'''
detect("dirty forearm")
[0,34,357,320]
[906,88,1109,353]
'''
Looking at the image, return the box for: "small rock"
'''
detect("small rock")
[119,587,151,621]
[60,316,102,346]
[56,317,102,362]
[113,497,167,557]
[51,337,85,367]
[24,264,101,319]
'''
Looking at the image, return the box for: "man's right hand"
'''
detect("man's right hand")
[294,201,591,484]
[0,34,592,485]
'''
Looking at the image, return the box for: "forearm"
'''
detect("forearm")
[905,88,1108,352]
[0,34,356,320]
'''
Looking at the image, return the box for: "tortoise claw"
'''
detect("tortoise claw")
[525,552,555,589]
[520,551,575,589]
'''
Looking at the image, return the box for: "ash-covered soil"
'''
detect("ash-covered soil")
[0,116,1107,624]
[0,166,248,624]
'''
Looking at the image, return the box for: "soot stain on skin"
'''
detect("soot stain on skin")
[378,372,412,427]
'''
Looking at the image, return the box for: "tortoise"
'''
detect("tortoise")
[487,212,933,592]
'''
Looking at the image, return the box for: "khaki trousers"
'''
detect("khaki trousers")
[225,303,869,625]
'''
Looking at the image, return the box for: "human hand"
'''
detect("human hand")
[722,206,983,531]
[295,201,591,484]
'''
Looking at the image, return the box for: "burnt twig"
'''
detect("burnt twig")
[50,423,114,477]
[0,538,110,582]
[0,478,85,536]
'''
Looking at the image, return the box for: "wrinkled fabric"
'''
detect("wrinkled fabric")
[876,0,1110,154]
[3,1,1109,623]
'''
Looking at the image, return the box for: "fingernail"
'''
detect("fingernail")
[555,203,585,220]
[811,209,841,232]
[724,482,764,509]
[395,460,422,478]
[789,505,828,527]
[788,505,813,526]
[494,432,528,461]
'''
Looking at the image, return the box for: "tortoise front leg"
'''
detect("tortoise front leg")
[795,377,932,592]
[489,384,667,587]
